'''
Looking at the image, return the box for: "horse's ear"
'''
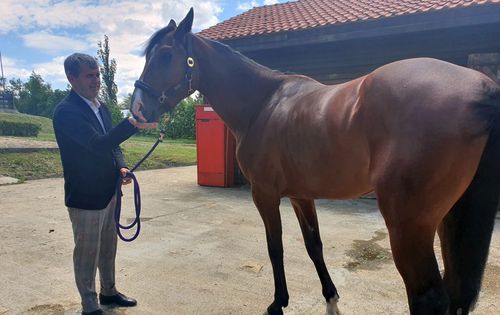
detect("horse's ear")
[174,7,194,43]
[167,19,177,29]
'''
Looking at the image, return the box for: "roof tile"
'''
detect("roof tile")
[198,0,499,40]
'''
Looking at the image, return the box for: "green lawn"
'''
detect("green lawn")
[0,113,197,181]
[122,136,196,170]
[0,151,62,181]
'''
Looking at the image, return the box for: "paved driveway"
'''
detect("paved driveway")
[0,166,498,314]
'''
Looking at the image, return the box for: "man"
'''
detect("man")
[53,53,156,315]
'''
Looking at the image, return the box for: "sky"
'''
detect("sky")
[0,0,284,101]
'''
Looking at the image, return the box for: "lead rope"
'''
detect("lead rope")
[114,129,165,242]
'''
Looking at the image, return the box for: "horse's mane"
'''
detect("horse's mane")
[143,23,176,56]
[202,36,282,76]
[144,25,282,76]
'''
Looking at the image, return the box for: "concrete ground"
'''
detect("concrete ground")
[0,166,498,315]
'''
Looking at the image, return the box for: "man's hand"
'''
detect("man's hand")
[120,168,132,185]
[128,117,158,129]
[129,98,158,129]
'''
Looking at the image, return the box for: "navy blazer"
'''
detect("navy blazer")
[53,90,137,210]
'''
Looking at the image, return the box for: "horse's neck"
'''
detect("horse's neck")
[195,36,284,136]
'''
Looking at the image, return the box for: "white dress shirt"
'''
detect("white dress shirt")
[78,94,106,132]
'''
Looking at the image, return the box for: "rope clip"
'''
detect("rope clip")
[159,129,166,142]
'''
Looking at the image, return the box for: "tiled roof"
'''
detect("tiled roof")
[199,0,500,40]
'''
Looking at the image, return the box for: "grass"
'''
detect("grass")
[0,113,197,181]
[0,150,63,181]
[122,136,197,170]
[0,138,196,181]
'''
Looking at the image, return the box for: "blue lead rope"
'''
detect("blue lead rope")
[115,130,165,242]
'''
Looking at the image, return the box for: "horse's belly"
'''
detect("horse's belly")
[283,160,373,200]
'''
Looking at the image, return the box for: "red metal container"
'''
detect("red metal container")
[195,104,235,187]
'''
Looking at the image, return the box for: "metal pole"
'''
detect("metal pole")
[0,51,5,90]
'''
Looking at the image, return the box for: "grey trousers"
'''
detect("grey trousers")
[68,195,119,312]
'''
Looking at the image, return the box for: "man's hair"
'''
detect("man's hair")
[64,53,99,78]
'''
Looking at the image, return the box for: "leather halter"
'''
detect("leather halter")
[134,34,195,105]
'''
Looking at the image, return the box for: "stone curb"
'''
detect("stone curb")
[0,175,19,185]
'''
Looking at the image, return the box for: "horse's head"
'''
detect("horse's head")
[131,8,196,123]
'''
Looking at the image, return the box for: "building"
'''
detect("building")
[199,0,500,84]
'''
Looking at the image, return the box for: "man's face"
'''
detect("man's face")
[68,63,100,100]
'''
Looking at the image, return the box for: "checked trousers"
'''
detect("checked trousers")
[68,195,119,312]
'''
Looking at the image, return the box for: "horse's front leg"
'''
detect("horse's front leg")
[252,186,288,315]
[290,198,340,315]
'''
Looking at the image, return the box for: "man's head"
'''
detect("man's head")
[64,53,100,100]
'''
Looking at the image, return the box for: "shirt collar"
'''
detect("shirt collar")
[76,92,100,113]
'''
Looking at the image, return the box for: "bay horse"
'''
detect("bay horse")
[131,9,500,315]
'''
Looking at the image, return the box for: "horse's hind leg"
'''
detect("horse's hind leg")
[438,135,500,315]
[252,186,288,315]
[290,198,339,315]
[377,186,449,314]
[385,217,448,314]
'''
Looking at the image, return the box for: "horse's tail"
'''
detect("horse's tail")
[439,82,500,314]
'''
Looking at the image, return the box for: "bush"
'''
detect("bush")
[0,112,54,140]
[139,95,201,139]
[163,100,196,139]
[0,120,41,137]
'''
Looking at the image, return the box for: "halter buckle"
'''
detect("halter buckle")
[187,57,195,68]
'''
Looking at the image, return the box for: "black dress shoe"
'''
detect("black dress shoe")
[82,309,104,315]
[99,292,137,307]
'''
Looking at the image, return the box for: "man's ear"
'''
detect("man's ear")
[67,74,76,85]
[174,8,194,43]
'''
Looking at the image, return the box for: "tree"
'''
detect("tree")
[97,35,122,125]
[7,78,23,94]
[118,93,132,109]
[10,72,68,118]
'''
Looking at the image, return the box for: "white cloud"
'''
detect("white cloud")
[264,0,280,5]
[3,56,69,90]
[22,32,89,55]
[1,56,32,82]
[32,56,70,89]
[195,2,224,30]
[0,1,220,35]
[113,53,147,99]
[237,1,259,11]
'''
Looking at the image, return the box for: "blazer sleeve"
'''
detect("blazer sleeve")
[113,146,128,169]
[53,107,137,154]
[101,104,130,170]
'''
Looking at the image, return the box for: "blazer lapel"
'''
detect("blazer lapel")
[69,91,107,134]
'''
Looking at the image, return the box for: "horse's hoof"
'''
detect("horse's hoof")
[265,305,284,315]
[326,293,341,315]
